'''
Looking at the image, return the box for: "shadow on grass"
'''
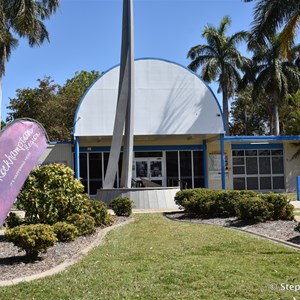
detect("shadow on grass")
[164,212,256,226]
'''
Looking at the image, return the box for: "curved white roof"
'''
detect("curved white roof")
[73,58,225,137]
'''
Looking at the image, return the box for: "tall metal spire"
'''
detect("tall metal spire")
[103,0,134,188]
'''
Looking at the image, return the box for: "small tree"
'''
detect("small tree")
[5,224,57,258]
[18,163,89,225]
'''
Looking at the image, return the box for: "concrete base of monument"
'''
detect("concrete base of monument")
[95,187,180,209]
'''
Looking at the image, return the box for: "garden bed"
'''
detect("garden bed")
[0,216,130,281]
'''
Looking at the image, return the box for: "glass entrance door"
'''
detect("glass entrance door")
[134,157,165,186]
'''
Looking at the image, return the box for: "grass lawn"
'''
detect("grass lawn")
[1,214,300,300]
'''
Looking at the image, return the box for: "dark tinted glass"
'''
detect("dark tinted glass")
[135,152,163,158]
[246,157,258,174]
[273,176,285,189]
[272,157,284,174]
[259,157,271,174]
[89,153,102,179]
[180,151,192,177]
[233,178,245,190]
[258,150,271,156]
[166,151,179,186]
[232,150,244,157]
[233,166,245,175]
[245,150,257,156]
[260,177,272,190]
[271,149,283,156]
[247,177,258,190]
[233,157,244,165]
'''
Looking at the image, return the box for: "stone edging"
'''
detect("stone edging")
[165,215,300,251]
[0,218,134,287]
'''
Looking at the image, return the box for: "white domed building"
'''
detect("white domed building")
[40,58,300,207]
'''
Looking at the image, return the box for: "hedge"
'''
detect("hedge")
[175,188,294,222]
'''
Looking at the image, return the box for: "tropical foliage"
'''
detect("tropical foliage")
[6,70,100,141]
[281,91,300,135]
[17,163,89,225]
[244,0,300,59]
[187,16,249,132]
[229,87,270,135]
[0,0,60,127]
[242,37,300,135]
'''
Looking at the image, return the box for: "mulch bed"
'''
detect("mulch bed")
[0,217,130,282]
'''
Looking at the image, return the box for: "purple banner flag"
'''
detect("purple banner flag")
[0,119,48,226]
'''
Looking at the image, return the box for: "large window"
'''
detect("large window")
[89,153,102,194]
[76,148,205,194]
[166,150,204,189]
[232,148,284,191]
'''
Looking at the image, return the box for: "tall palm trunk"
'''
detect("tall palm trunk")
[273,93,280,135]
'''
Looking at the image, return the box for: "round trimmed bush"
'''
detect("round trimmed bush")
[5,224,57,258]
[53,222,79,242]
[237,197,271,223]
[17,163,89,225]
[259,193,294,220]
[109,197,133,216]
[84,200,110,227]
[67,213,96,236]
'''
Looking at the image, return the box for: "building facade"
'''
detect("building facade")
[39,58,300,196]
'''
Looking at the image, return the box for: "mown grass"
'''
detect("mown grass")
[1,214,300,300]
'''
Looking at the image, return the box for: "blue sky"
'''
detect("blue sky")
[2,0,257,121]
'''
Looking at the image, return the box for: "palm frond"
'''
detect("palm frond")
[278,13,300,59]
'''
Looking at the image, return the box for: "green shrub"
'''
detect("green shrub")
[67,213,96,236]
[182,189,215,216]
[17,163,89,225]
[109,197,133,216]
[295,223,300,232]
[175,189,257,217]
[237,197,271,223]
[174,188,294,222]
[213,191,242,217]
[4,212,23,228]
[5,224,57,258]
[174,189,205,207]
[258,193,294,220]
[53,222,79,242]
[84,200,110,227]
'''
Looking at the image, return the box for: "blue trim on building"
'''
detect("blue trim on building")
[220,134,226,190]
[75,137,80,179]
[203,140,208,188]
[49,141,72,145]
[232,143,283,150]
[225,135,300,142]
[74,144,204,152]
[73,57,226,136]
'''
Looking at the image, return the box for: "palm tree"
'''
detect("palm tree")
[281,91,300,135]
[244,36,300,135]
[187,16,249,132]
[244,0,300,58]
[0,0,60,129]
